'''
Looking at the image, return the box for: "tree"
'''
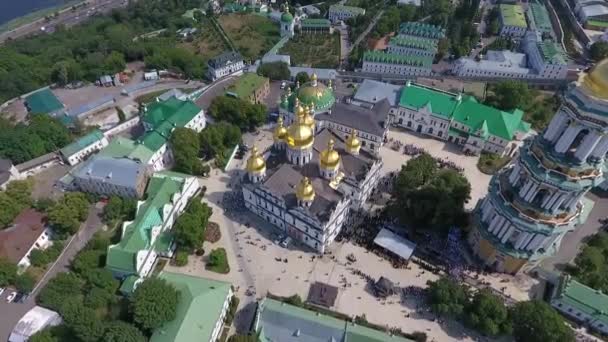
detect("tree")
[72,249,105,275]
[295,71,310,85]
[257,62,291,80]
[208,96,266,131]
[228,335,258,342]
[510,301,574,342]
[568,232,608,292]
[48,192,89,236]
[426,277,470,318]
[29,329,59,342]
[103,196,124,223]
[84,286,114,309]
[465,289,511,336]
[174,250,188,266]
[0,258,17,287]
[131,278,180,331]
[485,81,534,112]
[590,41,608,62]
[199,122,241,159]
[15,272,36,293]
[37,272,84,312]
[61,299,105,342]
[103,321,146,342]
[174,199,212,251]
[171,127,201,175]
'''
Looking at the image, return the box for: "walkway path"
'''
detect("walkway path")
[348,9,384,55]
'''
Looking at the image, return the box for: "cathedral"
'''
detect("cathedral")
[241,104,383,253]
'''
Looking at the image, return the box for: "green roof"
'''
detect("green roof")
[151,272,232,342]
[389,35,437,52]
[399,83,529,140]
[100,137,155,163]
[587,20,608,28]
[25,89,64,114]
[345,323,414,342]
[106,173,188,275]
[500,4,527,28]
[301,18,331,28]
[398,22,445,39]
[227,73,268,99]
[281,11,294,22]
[60,129,105,158]
[537,41,567,65]
[119,275,141,295]
[140,97,202,151]
[141,131,169,151]
[554,276,608,326]
[527,3,553,33]
[363,51,432,68]
[330,4,366,15]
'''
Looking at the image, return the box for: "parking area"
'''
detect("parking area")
[29,163,70,200]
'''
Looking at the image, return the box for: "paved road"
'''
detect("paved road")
[0,0,128,44]
[0,205,103,340]
[194,76,238,110]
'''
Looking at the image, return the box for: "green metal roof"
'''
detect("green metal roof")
[554,275,608,326]
[106,173,187,275]
[527,3,553,33]
[60,129,105,158]
[25,89,64,114]
[363,51,432,68]
[143,97,202,130]
[141,131,169,151]
[500,4,527,28]
[537,41,567,65]
[389,35,438,52]
[280,81,336,112]
[587,20,608,27]
[119,275,140,295]
[301,18,331,28]
[150,272,232,342]
[281,11,294,22]
[100,137,154,163]
[227,73,268,99]
[329,4,366,15]
[398,22,445,39]
[345,323,414,342]
[399,83,529,140]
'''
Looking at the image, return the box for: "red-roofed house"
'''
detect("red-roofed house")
[0,209,52,269]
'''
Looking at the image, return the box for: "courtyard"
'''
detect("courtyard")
[280,33,342,68]
[219,14,281,61]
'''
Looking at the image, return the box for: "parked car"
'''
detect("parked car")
[6,291,17,303]
[0,288,4,296]
[280,236,292,248]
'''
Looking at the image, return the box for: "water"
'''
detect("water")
[0,0,67,26]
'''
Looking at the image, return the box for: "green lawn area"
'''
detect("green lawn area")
[477,152,512,175]
[279,33,341,68]
[181,18,230,64]
[219,14,281,61]
[206,248,230,274]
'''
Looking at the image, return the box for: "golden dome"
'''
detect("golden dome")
[311,73,318,81]
[346,130,361,152]
[295,176,315,202]
[582,59,608,99]
[246,146,266,173]
[320,139,340,169]
[273,117,288,141]
[302,111,315,129]
[286,112,314,149]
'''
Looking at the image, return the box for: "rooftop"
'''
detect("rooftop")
[208,51,243,68]
[316,99,391,136]
[399,83,529,140]
[329,4,366,15]
[100,137,155,164]
[72,155,149,189]
[455,50,531,75]
[353,79,402,107]
[500,4,527,28]
[0,209,47,264]
[301,18,332,28]
[227,73,269,99]
[537,41,567,65]
[363,51,433,68]
[24,89,64,115]
[140,97,202,151]
[553,275,608,325]
[9,306,62,341]
[150,272,232,342]
[389,35,438,52]
[106,173,189,275]
[59,129,105,158]
[398,22,445,39]
[527,2,553,33]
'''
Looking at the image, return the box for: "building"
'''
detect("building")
[106,172,200,279]
[523,33,568,80]
[9,306,62,342]
[395,82,530,156]
[59,129,109,166]
[72,155,151,198]
[468,63,608,274]
[550,275,608,335]
[398,22,445,39]
[279,73,337,119]
[526,2,554,37]
[0,209,52,269]
[280,4,295,37]
[208,51,245,81]
[226,73,270,104]
[299,18,333,34]
[574,0,608,29]
[150,272,233,342]
[242,105,383,253]
[499,4,528,37]
[362,51,433,77]
[144,70,160,81]
[288,67,337,81]
[397,0,421,6]
[387,35,438,58]
[328,4,366,23]
[24,89,64,115]
[140,97,206,170]
[253,298,414,341]
[0,159,21,190]
[352,79,402,108]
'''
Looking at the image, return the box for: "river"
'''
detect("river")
[0,0,69,26]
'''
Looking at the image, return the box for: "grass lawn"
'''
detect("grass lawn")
[180,18,230,64]
[477,152,512,175]
[219,14,281,61]
[206,248,230,274]
[280,33,341,68]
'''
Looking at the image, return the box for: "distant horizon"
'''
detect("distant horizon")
[0,0,67,26]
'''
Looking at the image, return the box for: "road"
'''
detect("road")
[0,205,104,340]
[0,0,129,44]
[348,9,384,55]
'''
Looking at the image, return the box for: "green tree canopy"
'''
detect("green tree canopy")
[61,299,105,342]
[465,289,512,336]
[37,272,84,312]
[29,329,59,342]
[14,272,36,293]
[485,81,534,112]
[130,277,180,331]
[426,277,470,318]
[0,258,17,287]
[48,192,89,236]
[171,127,202,175]
[510,300,574,342]
[590,41,608,62]
[102,321,147,342]
[199,122,241,159]
[295,71,310,85]
[174,199,213,251]
[258,62,291,80]
[568,232,608,292]
[208,96,266,131]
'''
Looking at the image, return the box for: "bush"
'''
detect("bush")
[225,296,240,325]
[206,248,230,274]
[477,152,511,175]
[29,242,65,267]
[257,62,290,80]
[204,222,221,243]
[285,294,303,307]
[174,250,189,267]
